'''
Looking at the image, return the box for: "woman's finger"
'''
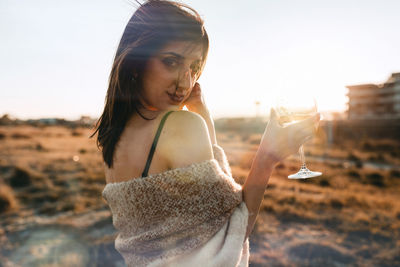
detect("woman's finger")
[290,113,320,132]
[193,82,201,93]
[268,108,281,128]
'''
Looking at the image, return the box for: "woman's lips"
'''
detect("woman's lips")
[167,92,184,103]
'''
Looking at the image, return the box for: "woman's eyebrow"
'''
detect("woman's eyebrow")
[160,52,201,62]
[160,52,184,59]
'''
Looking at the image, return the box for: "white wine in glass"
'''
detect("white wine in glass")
[274,95,322,179]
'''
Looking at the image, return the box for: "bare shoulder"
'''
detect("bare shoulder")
[159,110,213,169]
[166,110,207,132]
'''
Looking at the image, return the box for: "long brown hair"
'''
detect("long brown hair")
[91,0,209,168]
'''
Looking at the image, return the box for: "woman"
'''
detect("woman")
[93,1,320,266]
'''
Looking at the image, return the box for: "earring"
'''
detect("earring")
[132,72,138,82]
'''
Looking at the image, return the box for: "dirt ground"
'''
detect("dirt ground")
[0,123,399,266]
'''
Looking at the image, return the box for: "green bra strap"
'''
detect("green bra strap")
[141,110,175,177]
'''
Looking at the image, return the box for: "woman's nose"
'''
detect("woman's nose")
[176,67,193,94]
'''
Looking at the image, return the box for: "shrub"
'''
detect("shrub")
[241,134,250,142]
[278,196,296,205]
[330,199,344,209]
[368,153,385,162]
[249,135,261,145]
[347,170,361,178]
[11,133,30,139]
[347,153,359,161]
[71,131,83,137]
[275,163,285,169]
[38,203,57,215]
[0,193,10,213]
[10,168,32,188]
[355,161,363,168]
[375,143,393,152]
[0,132,5,140]
[390,150,399,157]
[59,203,75,212]
[319,178,330,187]
[361,141,373,150]
[0,184,18,213]
[36,143,44,151]
[347,153,363,168]
[262,204,274,212]
[389,170,400,178]
[365,172,385,187]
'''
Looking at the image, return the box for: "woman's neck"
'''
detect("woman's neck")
[136,108,161,121]
[133,106,181,123]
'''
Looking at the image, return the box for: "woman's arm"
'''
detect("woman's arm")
[242,109,320,240]
[242,147,278,239]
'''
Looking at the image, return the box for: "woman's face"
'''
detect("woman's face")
[138,40,204,111]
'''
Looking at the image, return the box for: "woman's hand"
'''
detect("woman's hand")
[259,108,320,164]
[180,82,217,144]
[181,82,207,113]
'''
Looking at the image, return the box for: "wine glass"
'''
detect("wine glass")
[274,94,322,179]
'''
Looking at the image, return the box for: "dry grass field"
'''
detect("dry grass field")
[0,121,399,266]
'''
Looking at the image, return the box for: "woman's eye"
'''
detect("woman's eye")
[163,58,179,68]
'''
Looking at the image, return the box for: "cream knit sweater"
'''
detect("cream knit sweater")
[102,144,249,267]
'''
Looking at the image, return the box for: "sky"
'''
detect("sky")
[1,0,399,119]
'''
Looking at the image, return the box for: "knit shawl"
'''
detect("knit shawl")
[102,145,246,266]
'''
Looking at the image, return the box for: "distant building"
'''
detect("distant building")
[0,114,13,125]
[76,115,97,127]
[346,72,400,120]
[38,118,58,125]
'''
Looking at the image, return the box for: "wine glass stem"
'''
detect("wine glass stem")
[299,145,307,170]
